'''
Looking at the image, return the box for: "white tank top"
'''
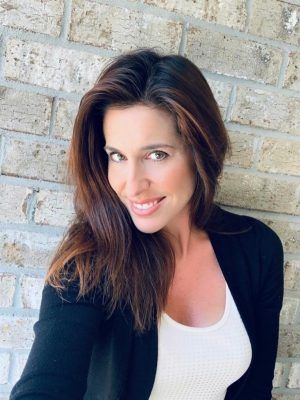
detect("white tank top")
[148,281,252,400]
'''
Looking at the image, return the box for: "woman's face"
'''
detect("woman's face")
[103,104,196,234]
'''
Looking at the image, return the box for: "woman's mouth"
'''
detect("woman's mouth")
[130,197,166,216]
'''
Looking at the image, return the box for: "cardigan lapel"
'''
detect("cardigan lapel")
[206,228,256,344]
[122,318,158,400]
[207,229,257,400]
[206,208,258,399]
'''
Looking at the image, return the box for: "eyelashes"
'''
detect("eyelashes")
[107,150,169,163]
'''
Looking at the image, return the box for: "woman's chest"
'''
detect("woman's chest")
[164,248,227,328]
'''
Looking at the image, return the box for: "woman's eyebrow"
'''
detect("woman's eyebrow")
[103,143,176,152]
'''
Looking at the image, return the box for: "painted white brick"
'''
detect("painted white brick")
[0,0,64,36]
[217,171,300,215]
[248,0,299,46]
[0,353,10,384]
[0,274,16,307]
[2,137,68,183]
[143,0,247,30]
[53,99,79,141]
[35,189,75,226]
[69,1,182,52]
[287,362,300,388]
[0,184,32,224]
[20,275,45,309]
[273,362,285,388]
[0,87,52,135]
[280,297,299,324]
[207,79,232,117]
[11,352,29,386]
[284,52,300,92]
[0,316,35,349]
[185,28,282,85]
[284,260,300,290]
[4,38,110,94]
[231,86,300,135]
[0,230,61,270]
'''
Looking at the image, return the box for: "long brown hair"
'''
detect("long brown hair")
[45,47,232,334]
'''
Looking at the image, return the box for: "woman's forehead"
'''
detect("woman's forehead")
[103,105,182,146]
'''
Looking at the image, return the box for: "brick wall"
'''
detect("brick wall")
[0,0,299,399]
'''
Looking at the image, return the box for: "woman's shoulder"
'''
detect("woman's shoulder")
[213,204,282,243]
[40,258,108,319]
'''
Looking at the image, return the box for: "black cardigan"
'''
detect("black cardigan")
[9,205,284,400]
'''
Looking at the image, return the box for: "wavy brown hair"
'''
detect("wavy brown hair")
[45,47,232,334]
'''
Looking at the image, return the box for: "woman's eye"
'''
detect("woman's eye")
[149,150,168,161]
[109,152,124,162]
[108,150,168,162]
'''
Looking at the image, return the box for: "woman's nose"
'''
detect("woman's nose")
[125,164,149,196]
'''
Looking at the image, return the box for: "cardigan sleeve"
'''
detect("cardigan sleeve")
[9,276,108,400]
[246,222,284,400]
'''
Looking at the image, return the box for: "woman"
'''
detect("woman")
[10,48,284,400]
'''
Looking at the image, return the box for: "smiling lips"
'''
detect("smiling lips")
[130,197,165,215]
[130,196,165,205]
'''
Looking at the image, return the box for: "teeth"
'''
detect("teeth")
[133,199,160,209]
